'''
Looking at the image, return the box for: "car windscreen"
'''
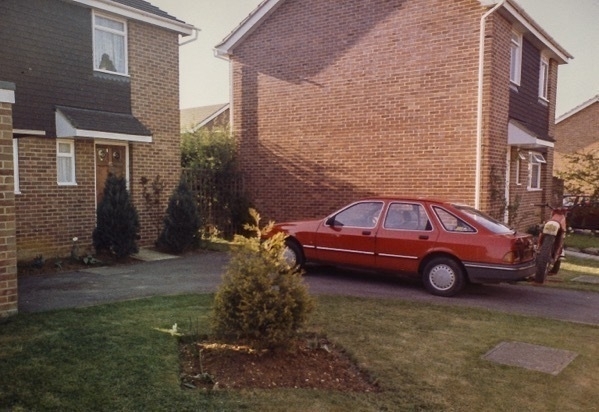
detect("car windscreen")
[452,204,514,234]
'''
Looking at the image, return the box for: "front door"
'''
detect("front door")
[96,144,126,204]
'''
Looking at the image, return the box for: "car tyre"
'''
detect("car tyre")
[422,257,465,297]
[283,239,305,269]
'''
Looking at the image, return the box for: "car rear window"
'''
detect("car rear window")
[452,204,513,234]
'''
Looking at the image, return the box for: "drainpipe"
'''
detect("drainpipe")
[476,0,506,209]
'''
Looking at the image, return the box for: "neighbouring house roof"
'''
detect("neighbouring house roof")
[180,103,229,132]
[69,0,194,35]
[56,106,153,143]
[556,95,599,124]
[214,0,571,64]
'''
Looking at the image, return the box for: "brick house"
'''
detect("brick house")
[0,0,192,263]
[555,95,599,193]
[181,103,230,133]
[215,0,571,231]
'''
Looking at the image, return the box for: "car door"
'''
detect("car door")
[313,201,384,268]
[375,202,439,274]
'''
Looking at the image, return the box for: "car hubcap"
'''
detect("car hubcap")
[282,246,297,267]
[429,264,455,291]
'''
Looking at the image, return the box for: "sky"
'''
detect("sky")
[150,0,599,117]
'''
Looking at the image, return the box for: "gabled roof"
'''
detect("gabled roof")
[556,95,599,124]
[180,103,230,132]
[214,0,571,64]
[69,0,193,35]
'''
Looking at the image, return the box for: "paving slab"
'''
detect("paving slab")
[483,341,578,375]
[132,248,178,262]
[571,275,599,284]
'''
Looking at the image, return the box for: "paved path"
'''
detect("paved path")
[18,251,599,326]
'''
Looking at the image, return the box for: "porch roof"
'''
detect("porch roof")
[55,106,153,143]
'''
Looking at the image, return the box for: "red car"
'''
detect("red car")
[271,197,536,296]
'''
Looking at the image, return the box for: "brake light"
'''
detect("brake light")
[502,251,516,264]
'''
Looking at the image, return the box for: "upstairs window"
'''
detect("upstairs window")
[510,31,522,86]
[528,152,546,190]
[57,140,76,185]
[539,56,550,101]
[93,12,128,75]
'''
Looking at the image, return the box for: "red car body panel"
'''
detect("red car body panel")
[271,198,536,284]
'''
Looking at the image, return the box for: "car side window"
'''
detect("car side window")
[384,203,431,231]
[433,207,475,233]
[333,202,383,228]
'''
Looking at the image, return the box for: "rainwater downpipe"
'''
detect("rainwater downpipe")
[476,0,506,209]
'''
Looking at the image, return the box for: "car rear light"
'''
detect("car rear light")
[504,237,534,264]
[502,251,516,264]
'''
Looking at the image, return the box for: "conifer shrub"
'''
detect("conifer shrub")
[212,210,315,349]
[93,174,140,260]
[158,180,201,253]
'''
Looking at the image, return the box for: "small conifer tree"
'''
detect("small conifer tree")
[212,209,315,349]
[158,179,201,253]
[93,174,140,259]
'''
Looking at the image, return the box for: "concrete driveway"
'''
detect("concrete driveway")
[18,250,599,326]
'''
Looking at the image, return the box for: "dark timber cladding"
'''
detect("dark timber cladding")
[0,0,131,137]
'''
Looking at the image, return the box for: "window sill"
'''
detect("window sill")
[510,83,519,92]
[58,182,78,187]
[527,188,543,192]
[538,97,549,107]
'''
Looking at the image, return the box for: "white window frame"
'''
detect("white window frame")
[510,31,522,86]
[539,56,550,101]
[528,152,546,191]
[13,139,20,194]
[515,151,526,186]
[92,11,128,76]
[57,139,77,186]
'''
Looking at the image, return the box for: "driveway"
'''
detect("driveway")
[18,251,599,326]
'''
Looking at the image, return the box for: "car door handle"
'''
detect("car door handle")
[362,230,372,235]
[419,235,429,240]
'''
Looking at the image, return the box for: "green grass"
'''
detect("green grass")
[1,294,598,411]
[564,231,599,250]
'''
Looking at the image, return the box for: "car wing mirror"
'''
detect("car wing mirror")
[325,216,336,226]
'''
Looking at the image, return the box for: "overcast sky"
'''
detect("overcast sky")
[150,0,599,117]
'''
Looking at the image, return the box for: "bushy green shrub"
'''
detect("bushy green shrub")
[93,174,140,259]
[158,180,201,253]
[212,210,315,349]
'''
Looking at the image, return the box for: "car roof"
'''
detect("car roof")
[357,196,456,206]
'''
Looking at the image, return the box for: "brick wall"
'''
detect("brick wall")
[0,89,17,319]
[15,138,95,260]
[128,20,181,246]
[555,101,599,173]
[232,0,484,223]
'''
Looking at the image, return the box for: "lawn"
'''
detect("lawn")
[1,294,598,411]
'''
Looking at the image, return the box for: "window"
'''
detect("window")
[433,207,476,233]
[57,140,76,185]
[93,12,127,75]
[539,56,549,100]
[528,152,546,190]
[515,151,526,185]
[13,139,20,194]
[331,201,383,228]
[510,31,522,85]
[384,203,431,231]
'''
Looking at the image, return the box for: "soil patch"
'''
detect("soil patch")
[180,335,380,392]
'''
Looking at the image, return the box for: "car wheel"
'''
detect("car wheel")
[422,257,465,297]
[283,239,305,269]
